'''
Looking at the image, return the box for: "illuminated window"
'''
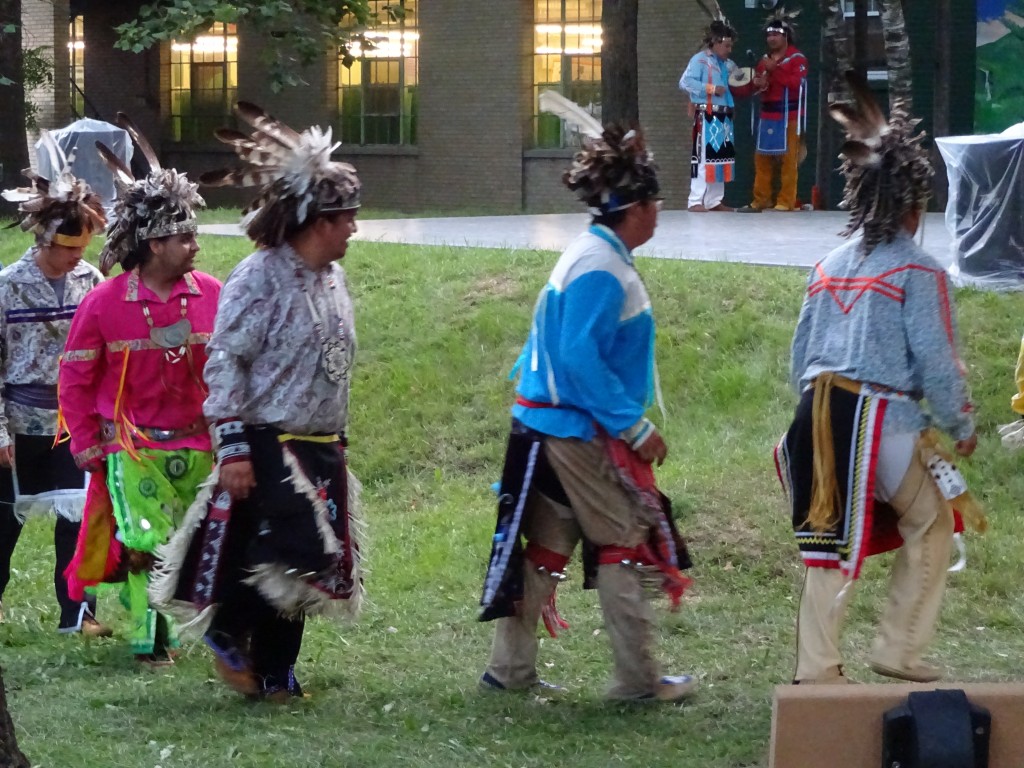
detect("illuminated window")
[533,0,602,149]
[338,0,418,145]
[69,16,85,118]
[167,22,238,143]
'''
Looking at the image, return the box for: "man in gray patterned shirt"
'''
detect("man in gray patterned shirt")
[0,142,110,636]
[776,73,977,686]
[173,103,365,703]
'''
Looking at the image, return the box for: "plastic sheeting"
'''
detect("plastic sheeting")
[34,118,133,208]
[936,131,1024,290]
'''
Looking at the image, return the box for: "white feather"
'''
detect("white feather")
[538,91,603,139]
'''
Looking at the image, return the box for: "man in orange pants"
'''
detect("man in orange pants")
[738,12,808,213]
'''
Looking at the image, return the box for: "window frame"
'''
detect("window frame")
[336,0,419,147]
[69,15,85,118]
[840,0,881,17]
[532,0,602,150]
[165,22,238,144]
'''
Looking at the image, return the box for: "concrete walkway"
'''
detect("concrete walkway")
[200,210,953,269]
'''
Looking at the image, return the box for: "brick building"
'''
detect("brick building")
[28,1,975,212]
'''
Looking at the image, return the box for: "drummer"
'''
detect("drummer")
[679,19,748,212]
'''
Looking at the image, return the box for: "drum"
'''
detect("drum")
[729,66,754,88]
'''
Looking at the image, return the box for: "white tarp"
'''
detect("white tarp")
[937,131,1024,290]
[35,118,133,208]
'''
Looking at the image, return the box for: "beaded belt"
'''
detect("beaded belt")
[100,418,206,443]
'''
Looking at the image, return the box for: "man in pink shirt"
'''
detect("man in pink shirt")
[59,118,220,667]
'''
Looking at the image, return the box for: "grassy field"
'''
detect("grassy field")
[2,222,1023,767]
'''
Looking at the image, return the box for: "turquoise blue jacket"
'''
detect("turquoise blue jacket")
[511,225,659,442]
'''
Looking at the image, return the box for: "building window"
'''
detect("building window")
[69,15,85,118]
[337,0,419,146]
[840,1,881,15]
[533,0,602,149]
[167,22,238,143]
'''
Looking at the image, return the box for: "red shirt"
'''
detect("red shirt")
[59,269,221,465]
[755,45,808,122]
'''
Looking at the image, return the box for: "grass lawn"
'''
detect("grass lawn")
[2,224,1024,768]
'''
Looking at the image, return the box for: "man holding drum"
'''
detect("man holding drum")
[738,11,809,213]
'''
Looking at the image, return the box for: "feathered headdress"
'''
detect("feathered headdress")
[95,113,205,275]
[552,107,659,215]
[200,102,361,248]
[696,0,730,26]
[696,0,736,46]
[1,131,106,248]
[829,70,933,254]
[765,6,800,40]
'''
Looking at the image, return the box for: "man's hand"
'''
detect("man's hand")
[955,433,978,458]
[763,56,778,73]
[0,444,13,469]
[635,429,668,466]
[220,460,257,501]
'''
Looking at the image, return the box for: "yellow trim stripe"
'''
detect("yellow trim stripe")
[277,433,340,444]
[51,231,93,248]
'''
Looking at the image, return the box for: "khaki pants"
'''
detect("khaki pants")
[752,120,801,211]
[795,440,953,681]
[485,436,662,698]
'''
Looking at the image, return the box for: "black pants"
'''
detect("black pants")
[207,489,304,679]
[0,435,95,630]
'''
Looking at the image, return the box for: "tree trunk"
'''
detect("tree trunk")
[815,1,847,209]
[0,666,30,768]
[0,0,29,204]
[931,0,951,208]
[601,0,639,125]
[881,0,912,110]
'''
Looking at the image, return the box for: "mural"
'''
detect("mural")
[977,0,1024,132]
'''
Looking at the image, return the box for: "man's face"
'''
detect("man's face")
[327,210,359,262]
[766,30,787,52]
[633,198,661,247]
[711,37,734,60]
[149,232,200,278]
[38,243,85,277]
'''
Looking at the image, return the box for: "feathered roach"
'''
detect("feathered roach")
[830,70,933,255]
[95,113,205,275]
[200,102,361,248]
[1,131,107,246]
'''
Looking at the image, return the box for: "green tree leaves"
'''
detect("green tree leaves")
[115,0,373,90]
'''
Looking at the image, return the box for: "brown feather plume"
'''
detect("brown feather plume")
[115,112,161,172]
[200,101,361,247]
[830,70,933,254]
[96,116,204,274]
[1,130,106,246]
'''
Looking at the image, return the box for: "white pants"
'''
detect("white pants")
[688,172,724,209]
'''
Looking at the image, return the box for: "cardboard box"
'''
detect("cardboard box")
[770,682,1024,768]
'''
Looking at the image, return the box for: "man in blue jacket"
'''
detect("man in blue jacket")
[478,125,695,702]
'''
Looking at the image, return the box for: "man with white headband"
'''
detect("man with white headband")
[478,123,696,702]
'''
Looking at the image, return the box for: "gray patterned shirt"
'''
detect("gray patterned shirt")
[203,243,356,435]
[0,248,102,443]
[791,232,975,441]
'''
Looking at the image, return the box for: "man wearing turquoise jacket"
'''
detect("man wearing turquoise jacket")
[479,125,695,702]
